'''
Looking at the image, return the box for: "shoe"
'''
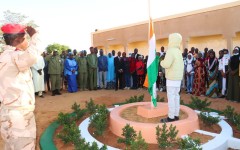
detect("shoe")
[174,116,179,121]
[56,90,62,95]
[39,95,44,98]
[218,95,225,98]
[160,117,175,123]
[52,91,55,96]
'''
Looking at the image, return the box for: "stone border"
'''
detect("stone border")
[79,106,240,150]
[110,102,199,143]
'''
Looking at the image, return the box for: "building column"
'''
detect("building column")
[224,33,234,54]
[182,36,189,50]
[104,44,109,55]
[124,43,128,55]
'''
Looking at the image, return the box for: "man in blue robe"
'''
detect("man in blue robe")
[107,53,115,89]
[64,52,78,93]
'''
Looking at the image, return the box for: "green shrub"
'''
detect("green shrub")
[57,122,80,144]
[156,95,165,102]
[223,105,240,131]
[125,94,144,103]
[71,102,87,121]
[231,113,240,126]
[180,99,185,105]
[118,124,137,146]
[223,105,235,119]
[199,112,220,126]
[85,98,99,115]
[130,131,148,150]
[178,136,202,150]
[90,104,109,136]
[189,97,211,111]
[57,112,73,125]
[156,123,178,149]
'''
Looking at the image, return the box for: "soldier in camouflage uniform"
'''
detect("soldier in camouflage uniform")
[77,51,88,90]
[46,50,63,96]
[87,47,98,90]
[0,24,42,150]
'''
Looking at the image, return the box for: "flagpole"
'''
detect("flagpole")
[148,0,154,108]
[148,0,151,18]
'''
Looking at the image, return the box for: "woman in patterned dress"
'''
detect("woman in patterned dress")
[192,53,206,96]
[206,51,219,98]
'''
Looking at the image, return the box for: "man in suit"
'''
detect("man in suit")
[134,48,141,60]
[114,51,124,90]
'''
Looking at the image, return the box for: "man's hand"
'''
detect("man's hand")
[25,26,36,37]
[37,69,42,75]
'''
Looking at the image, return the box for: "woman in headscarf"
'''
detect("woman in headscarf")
[64,52,78,93]
[106,53,115,89]
[186,53,195,94]
[206,50,219,98]
[192,53,206,96]
[226,47,240,102]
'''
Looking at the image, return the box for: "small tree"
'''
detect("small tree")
[156,123,178,149]
[46,43,69,54]
[89,104,109,136]
[57,122,80,144]
[199,112,220,126]
[130,131,148,150]
[57,112,73,125]
[189,96,211,111]
[125,94,144,103]
[178,136,202,150]
[118,124,137,146]
[71,102,86,121]
[85,98,99,115]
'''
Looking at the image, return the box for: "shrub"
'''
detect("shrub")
[178,136,202,150]
[71,102,87,121]
[189,96,211,111]
[90,104,109,136]
[130,131,148,150]
[118,124,137,146]
[125,94,144,103]
[57,112,73,125]
[199,112,220,126]
[223,105,235,119]
[231,113,240,126]
[57,122,80,144]
[85,98,99,115]
[223,105,240,131]
[156,95,165,102]
[156,123,178,149]
[180,99,185,105]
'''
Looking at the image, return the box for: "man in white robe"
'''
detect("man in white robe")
[31,55,45,97]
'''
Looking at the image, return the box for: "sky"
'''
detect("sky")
[0,0,238,51]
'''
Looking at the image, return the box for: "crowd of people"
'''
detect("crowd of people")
[32,45,240,102]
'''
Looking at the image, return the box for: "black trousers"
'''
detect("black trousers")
[115,72,123,90]
[131,71,137,89]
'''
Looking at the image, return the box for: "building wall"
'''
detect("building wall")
[188,35,227,52]
[233,32,240,49]
[92,1,240,56]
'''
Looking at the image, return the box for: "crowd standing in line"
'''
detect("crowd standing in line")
[38,44,240,103]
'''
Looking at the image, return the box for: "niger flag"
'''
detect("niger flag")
[144,18,158,107]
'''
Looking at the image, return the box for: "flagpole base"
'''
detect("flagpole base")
[137,103,168,118]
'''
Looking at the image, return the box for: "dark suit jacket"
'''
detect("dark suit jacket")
[135,54,141,61]
[114,56,124,73]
